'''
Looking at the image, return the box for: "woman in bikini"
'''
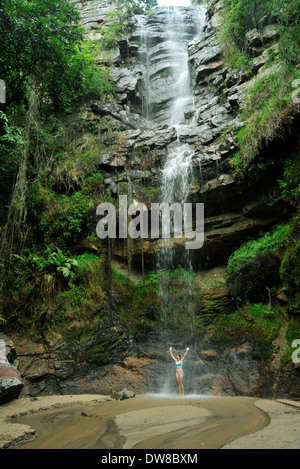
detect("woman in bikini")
[169,346,190,396]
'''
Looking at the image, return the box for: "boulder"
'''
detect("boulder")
[245,24,279,51]
[110,67,142,96]
[0,364,23,405]
[252,49,270,73]
[245,28,263,49]
[249,46,265,58]
[134,127,177,149]
[192,44,223,67]
[111,388,135,400]
[96,47,121,65]
[98,152,127,171]
[195,61,225,84]
[262,24,279,43]
[90,100,141,129]
[177,125,205,144]
[0,334,23,405]
[127,170,152,180]
[228,92,240,109]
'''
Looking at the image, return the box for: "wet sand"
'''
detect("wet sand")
[1,394,268,449]
[1,394,300,449]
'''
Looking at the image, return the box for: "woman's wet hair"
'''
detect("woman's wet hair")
[176,354,181,358]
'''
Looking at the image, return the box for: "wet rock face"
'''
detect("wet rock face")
[8,329,274,398]
[73,0,116,32]
[188,26,224,85]
[129,7,204,126]
[81,3,294,270]
[129,331,273,397]
[10,311,131,398]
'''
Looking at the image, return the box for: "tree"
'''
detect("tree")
[0,0,115,273]
[0,0,114,112]
[0,0,80,108]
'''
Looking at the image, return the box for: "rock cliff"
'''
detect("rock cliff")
[80,1,296,270]
[2,0,299,402]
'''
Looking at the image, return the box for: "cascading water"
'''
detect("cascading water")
[136,5,205,269]
[134,4,207,395]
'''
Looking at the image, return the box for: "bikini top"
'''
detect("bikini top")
[175,361,182,367]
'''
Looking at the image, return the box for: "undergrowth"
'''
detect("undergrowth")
[209,302,282,358]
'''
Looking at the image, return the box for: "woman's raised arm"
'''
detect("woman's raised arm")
[169,346,176,361]
[182,347,190,362]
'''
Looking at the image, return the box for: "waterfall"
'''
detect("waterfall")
[133,4,207,395]
[136,5,206,125]
[135,5,206,269]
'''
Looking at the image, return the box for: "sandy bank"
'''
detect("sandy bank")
[0,394,111,449]
[223,399,300,449]
[0,394,300,449]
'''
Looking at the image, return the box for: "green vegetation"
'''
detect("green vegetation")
[278,153,300,206]
[272,0,300,65]
[217,0,300,363]
[100,10,126,51]
[278,319,300,368]
[220,0,300,67]
[226,214,300,315]
[87,344,109,365]
[216,0,300,171]
[111,266,202,336]
[280,213,300,316]
[0,0,115,260]
[0,0,114,112]
[99,0,158,52]
[286,319,300,346]
[0,0,115,330]
[2,250,107,332]
[210,302,282,358]
[16,247,78,286]
[223,0,272,42]
[232,68,300,169]
[157,267,201,333]
[0,0,162,340]
[112,269,160,335]
[227,223,288,275]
